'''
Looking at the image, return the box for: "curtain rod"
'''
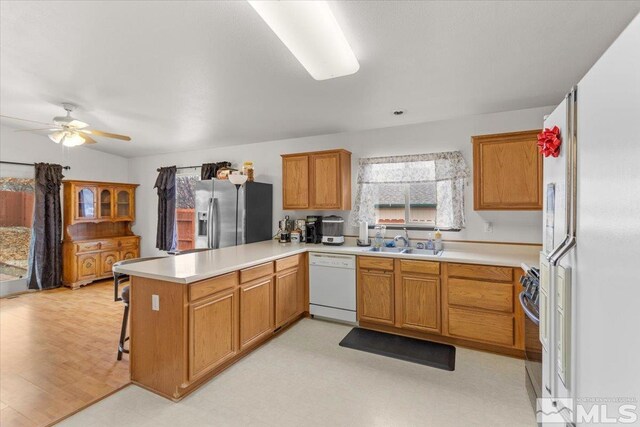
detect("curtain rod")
[156,165,201,172]
[0,161,71,170]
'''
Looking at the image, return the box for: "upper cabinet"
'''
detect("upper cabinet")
[114,187,134,221]
[472,130,543,210]
[98,187,113,219]
[281,149,351,210]
[74,185,97,222]
[64,181,138,225]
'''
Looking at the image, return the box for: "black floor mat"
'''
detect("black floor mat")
[339,328,456,371]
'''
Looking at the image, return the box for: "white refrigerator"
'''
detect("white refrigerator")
[539,13,640,426]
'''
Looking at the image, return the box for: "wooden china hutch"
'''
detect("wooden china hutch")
[62,180,140,289]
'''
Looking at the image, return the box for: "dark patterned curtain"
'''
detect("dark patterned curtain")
[200,163,218,180]
[155,166,177,251]
[27,163,64,290]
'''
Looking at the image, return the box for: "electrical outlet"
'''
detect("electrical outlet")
[152,294,160,311]
[484,222,493,233]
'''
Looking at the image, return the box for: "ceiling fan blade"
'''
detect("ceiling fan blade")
[81,134,97,145]
[68,119,89,129]
[0,114,55,127]
[14,127,60,132]
[81,129,131,141]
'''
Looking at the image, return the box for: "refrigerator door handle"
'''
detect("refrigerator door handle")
[206,197,214,248]
[212,197,220,249]
[548,87,578,266]
[550,86,578,266]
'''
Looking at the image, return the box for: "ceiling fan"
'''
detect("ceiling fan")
[0,103,131,147]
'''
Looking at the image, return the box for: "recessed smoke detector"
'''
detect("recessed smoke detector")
[393,110,405,116]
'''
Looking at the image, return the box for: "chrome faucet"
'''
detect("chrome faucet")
[394,228,410,248]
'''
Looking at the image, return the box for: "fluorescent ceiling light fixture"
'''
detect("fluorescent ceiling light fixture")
[248,0,359,80]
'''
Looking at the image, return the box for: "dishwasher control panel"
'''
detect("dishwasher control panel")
[309,253,356,269]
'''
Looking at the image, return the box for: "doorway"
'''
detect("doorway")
[0,170,34,297]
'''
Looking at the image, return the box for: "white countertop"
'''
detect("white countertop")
[114,240,541,284]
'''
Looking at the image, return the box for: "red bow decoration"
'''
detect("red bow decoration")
[537,126,562,158]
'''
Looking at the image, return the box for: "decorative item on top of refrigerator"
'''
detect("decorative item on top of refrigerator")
[321,215,344,245]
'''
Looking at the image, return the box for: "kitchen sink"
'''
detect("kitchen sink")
[362,247,442,256]
[363,247,408,253]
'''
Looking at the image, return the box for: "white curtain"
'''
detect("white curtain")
[351,151,470,229]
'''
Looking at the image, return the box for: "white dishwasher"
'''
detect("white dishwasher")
[309,253,356,323]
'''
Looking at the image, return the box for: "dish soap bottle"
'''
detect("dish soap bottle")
[426,233,435,251]
[434,228,443,252]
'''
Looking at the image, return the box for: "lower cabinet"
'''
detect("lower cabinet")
[240,277,274,350]
[356,257,523,354]
[63,236,140,289]
[77,253,99,280]
[101,251,119,276]
[357,269,395,325]
[397,274,440,334]
[447,307,515,347]
[120,247,139,261]
[275,268,300,328]
[189,287,239,381]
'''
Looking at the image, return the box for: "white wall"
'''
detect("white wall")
[129,106,553,256]
[0,124,130,182]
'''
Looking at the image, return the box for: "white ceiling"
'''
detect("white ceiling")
[1,1,638,158]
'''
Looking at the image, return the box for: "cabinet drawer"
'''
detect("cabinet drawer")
[359,256,394,271]
[448,307,514,347]
[119,237,138,248]
[400,260,440,275]
[101,239,118,250]
[240,262,274,284]
[275,255,299,272]
[448,278,513,313]
[190,272,238,302]
[447,263,512,282]
[77,241,102,252]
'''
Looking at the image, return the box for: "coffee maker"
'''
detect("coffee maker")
[305,215,323,244]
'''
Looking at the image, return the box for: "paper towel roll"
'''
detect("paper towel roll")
[359,221,368,241]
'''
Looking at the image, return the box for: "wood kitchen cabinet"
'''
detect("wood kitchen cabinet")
[444,263,521,349]
[281,149,351,210]
[472,130,543,210]
[275,269,299,327]
[239,276,274,351]
[189,287,239,381]
[357,257,395,325]
[356,256,524,356]
[396,260,441,334]
[282,155,310,209]
[129,255,308,402]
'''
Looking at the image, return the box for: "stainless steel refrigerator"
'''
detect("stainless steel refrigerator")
[195,180,272,249]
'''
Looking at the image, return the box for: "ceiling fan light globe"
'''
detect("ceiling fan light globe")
[62,132,86,147]
[48,131,65,144]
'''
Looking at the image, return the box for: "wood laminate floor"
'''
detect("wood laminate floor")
[0,281,130,427]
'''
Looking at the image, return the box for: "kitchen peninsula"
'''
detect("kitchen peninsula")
[116,240,539,401]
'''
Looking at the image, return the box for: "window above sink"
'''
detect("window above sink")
[351,151,469,231]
